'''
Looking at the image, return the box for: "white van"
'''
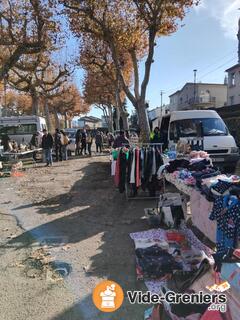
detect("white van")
[0,116,47,145]
[159,110,239,170]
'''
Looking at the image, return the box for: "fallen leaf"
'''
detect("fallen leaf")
[62,245,71,251]
[7,234,17,239]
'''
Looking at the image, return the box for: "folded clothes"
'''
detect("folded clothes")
[166,159,190,173]
[200,185,217,202]
[135,245,183,279]
[211,180,233,195]
[189,159,211,172]
[167,259,210,293]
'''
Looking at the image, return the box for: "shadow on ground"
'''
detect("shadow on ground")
[7,160,151,319]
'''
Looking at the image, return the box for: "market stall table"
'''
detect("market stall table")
[1,148,42,166]
[164,172,217,243]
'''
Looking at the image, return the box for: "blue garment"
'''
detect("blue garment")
[211,180,232,195]
[61,145,68,161]
[44,148,53,165]
[209,195,240,253]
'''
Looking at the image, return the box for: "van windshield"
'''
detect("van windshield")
[175,118,228,137]
[0,124,37,135]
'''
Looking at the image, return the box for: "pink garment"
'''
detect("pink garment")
[200,309,223,320]
[190,189,216,243]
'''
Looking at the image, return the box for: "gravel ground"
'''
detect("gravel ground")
[0,155,155,320]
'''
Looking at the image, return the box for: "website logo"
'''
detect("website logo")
[92,280,124,312]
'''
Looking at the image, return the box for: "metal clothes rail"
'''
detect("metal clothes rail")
[122,143,165,201]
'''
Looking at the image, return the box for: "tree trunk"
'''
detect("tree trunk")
[64,112,68,128]
[44,99,51,133]
[120,108,129,131]
[108,105,113,133]
[54,108,60,129]
[115,107,120,131]
[137,101,150,142]
[31,92,39,115]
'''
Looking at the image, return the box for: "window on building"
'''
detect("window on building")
[180,97,183,104]
[230,73,236,86]
[230,96,235,105]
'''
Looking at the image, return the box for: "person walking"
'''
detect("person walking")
[54,128,62,161]
[75,129,82,156]
[107,132,115,147]
[60,130,69,161]
[42,129,54,166]
[30,131,40,161]
[86,132,93,156]
[95,130,103,154]
[80,129,87,155]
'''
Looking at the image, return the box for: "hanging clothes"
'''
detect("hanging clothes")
[113,145,163,196]
[136,148,141,188]
[209,195,240,254]
[152,147,156,175]
[130,148,136,184]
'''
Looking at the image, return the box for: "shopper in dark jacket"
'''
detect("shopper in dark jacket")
[80,129,87,155]
[75,129,82,156]
[30,132,40,161]
[42,129,54,166]
[113,130,130,148]
[95,131,103,153]
[54,128,62,161]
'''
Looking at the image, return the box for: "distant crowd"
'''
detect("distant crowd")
[30,128,140,167]
[1,126,162,167]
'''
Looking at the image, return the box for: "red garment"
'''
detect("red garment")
[135,148,141,188]
[200,309,223,320]
[114,154,120,187]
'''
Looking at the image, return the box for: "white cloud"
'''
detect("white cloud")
[195,0,240,39]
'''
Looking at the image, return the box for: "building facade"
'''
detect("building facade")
[225,19,240,106]
[77,116,102,129]
[169,83,227,112]
[225,64,240,106]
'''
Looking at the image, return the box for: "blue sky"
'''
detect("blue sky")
[71,0,240,118]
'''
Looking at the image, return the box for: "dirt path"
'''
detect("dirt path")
[0,156,154,320]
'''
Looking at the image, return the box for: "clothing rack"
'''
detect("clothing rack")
[122,142,163,152]
[121,143,165,201]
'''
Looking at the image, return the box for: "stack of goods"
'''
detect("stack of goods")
[199,175,240,202]
[130,226,213,294]
[112,146,163,197]
[158,151,220,189]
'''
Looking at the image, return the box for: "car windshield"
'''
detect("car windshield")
[176,118,228,137]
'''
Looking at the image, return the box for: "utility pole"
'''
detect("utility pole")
[193,69,197,106]
[160,90,165,115]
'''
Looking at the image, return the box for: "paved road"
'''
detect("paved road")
[0,156,152,320]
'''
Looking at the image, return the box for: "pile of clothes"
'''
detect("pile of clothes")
[200,175,240,202]
[133,230,211,286]
[158,151,220,187]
